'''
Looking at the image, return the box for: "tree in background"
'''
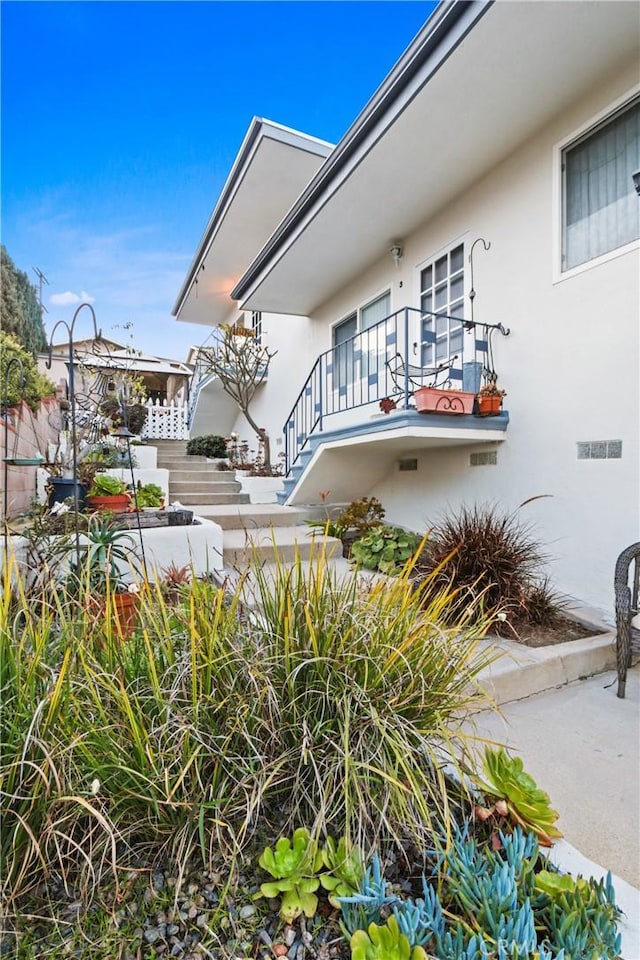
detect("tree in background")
[1,246,48,356]
[198,324,277,475]
[0,332,56,410]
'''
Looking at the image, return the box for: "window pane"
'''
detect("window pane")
[333,314,357,346]
[420,265,432,291]
[434,282,447,309]
[564,97,640,269]
[450,275,464,302]
[421,292,433,315]
[450,244,464,273]
[361,292,390,330]
[435,255,448,284]
[450,299,464,320]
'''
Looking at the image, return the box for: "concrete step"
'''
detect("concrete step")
[222,526,342,567]
[169,480,242,495]
[166,468,232,481]
[194,503,307,530]
[156,456,211,466]
[172,492,250,506]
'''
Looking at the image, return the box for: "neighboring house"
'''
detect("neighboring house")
[174,0,639,616]
[39,336,192,406]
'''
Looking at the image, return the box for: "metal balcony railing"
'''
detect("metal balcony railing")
[283,306,510,473]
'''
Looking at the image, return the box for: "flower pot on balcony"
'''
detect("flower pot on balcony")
[414,386,475,415]
[476,394,503,416]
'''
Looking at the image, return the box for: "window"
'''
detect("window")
[250,311,262,343]
[332,313,357,390]
[419,243,464,367]
[562,96,640,271]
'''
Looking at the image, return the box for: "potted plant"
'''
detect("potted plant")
[86,473,131,513]
[134,482,165,510]
[413,384,475,415]
[64,515,142,636]
[475,382,506,416]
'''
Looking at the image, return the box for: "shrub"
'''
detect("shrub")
[0,331,55,410]
[415,503,564,631]
[1,545,498,907]
[186,434,228,458]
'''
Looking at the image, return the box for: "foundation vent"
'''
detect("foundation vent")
[470,451,497,467]
[577,441,622,460]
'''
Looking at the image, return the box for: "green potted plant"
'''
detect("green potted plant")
[134,482,165,510]
[86,473,131,513]
[64,515,142,636]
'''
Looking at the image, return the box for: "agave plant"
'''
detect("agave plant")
[474,748,562,846]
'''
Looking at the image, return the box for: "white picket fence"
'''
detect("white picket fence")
[140,399,190,440]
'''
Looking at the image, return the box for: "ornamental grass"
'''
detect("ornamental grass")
[1,542,499,910]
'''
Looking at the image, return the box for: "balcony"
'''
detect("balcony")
[283,306,511,475]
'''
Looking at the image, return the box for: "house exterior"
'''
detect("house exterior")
[40,335,192,406]
[174,0,639,617]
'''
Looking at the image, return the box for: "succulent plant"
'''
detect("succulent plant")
[320,836,364,907]
[257,828,324,922]
[350,916,428,960]
[474,748,562,846]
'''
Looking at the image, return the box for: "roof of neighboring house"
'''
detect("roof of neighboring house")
[172,117,333,328]
[74,349,192,377]
[230,0,639,317]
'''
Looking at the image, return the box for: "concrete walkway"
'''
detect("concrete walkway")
[468,666,640,888]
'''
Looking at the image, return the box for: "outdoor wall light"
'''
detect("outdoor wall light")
[389,243,403,266]
[633,170,640,196]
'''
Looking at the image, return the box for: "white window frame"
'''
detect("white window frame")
[415,239,468,373]
[552,86,640,284]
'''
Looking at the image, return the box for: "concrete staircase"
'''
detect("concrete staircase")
[153,440,341,568]
[154,440,250,507]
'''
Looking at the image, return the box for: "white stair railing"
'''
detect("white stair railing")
[141,399,189,440]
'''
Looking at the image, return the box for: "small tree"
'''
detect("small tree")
[198,325,277,475]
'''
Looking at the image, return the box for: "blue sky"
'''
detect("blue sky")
[1,1,434,359]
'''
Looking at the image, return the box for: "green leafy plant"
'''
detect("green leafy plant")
[320,837,365,907]
[87,474,129,497]
[64,514,140,596]
[350,525,421,574]
[135,482,164,508]
[257,828,324,921]
[350,916,428,960]
[307,496,386,544]
[186,434,228,458]
[474,748,562,846]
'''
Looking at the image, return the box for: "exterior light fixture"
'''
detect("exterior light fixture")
[633,170,640,196]
[389,243,403,266]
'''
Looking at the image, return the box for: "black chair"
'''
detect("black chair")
[614,542,640,698]
[385,352,458,397]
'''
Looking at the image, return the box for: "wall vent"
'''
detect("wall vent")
[398,458,418,471]
[577,440,622,460]
[470,451,497,467]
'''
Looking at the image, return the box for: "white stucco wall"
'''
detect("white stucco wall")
[297,58,639,616]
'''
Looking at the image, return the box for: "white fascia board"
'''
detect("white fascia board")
[232,0,492,307]
[172,118,333,319]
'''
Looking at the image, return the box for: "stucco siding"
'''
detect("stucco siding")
[298,60,639,616]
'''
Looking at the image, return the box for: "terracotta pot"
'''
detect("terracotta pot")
[414,386,475,415]
[90,591,139,637]
[86,493,131,513]
[476,394,502,416]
